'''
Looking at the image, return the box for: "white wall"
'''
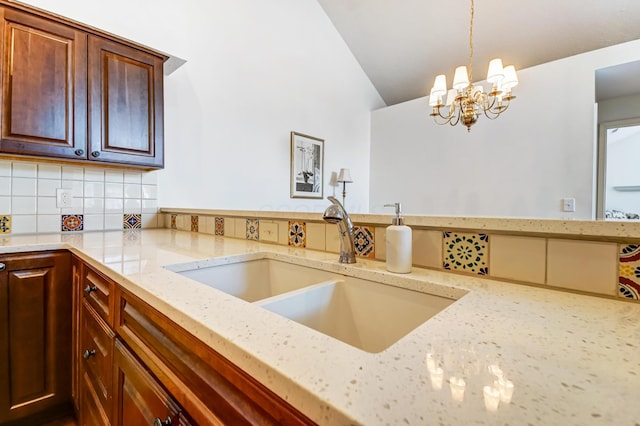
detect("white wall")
[370,39,640,219]
[22,0,384,213]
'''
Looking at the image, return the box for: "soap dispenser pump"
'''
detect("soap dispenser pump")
[384,203,412,273]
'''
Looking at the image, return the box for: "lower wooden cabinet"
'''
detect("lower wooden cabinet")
[71,256,315,425]
[0,251,72,424]
[113,339,186,426]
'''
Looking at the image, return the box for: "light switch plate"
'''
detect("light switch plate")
[562,198,576,212]
[56,188,73,208]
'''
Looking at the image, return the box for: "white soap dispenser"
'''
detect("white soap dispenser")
[384,203,412,273]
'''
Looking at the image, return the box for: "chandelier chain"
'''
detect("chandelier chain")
[469,0,474,82]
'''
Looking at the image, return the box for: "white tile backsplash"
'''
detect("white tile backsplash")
[84,169,105,182]
[13,177,36,196]
[84,182,105,198]
[105,183,124,198]
[62,166,84,181]
[105,198,124,213]
[0,159,158,234]
[0,161,11,176]
[84,198,105,214]
[0,177,11,196]
[12,214,36,234]
[124,184,141,199]
[0,196,10,213]
[105,170,124,183]
[13,162,37,178]
[12,197,36,214]
[38,179,61,197]
[37,214,60,233]
[37,197,60,215]
[37,164,61,179]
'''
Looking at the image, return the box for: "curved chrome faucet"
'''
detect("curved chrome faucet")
[323,196,356,264]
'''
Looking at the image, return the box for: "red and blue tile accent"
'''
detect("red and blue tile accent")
[619,244,640,300]
[215,217,224,235]
[62,214,83,232]
[353,226,375,258]
[123,214,142,230]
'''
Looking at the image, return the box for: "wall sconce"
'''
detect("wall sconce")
[336,168,353,207]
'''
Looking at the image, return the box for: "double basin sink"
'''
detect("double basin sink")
[166,256,459,353]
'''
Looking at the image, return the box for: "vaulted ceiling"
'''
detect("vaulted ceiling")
[317,0,640,105]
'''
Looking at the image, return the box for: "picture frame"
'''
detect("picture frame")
[290,131,324,199]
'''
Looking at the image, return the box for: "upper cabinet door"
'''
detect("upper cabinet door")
[0,8,87,158]
[88,36,164,168]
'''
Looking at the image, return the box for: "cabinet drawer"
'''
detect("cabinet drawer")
[80,300,114,420]
[80,372,110,426]
[113,339,180,426]
[116,289,314,426]
[83,265,114,325]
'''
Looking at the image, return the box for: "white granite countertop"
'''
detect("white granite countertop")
[1,229,639,425]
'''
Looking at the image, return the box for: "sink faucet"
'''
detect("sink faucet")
[323,196,356,264]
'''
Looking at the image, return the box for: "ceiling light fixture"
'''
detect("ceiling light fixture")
[429,0,518,132]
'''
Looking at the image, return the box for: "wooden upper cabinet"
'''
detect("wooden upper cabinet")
[0,8,87,159]
[88,36,164,168]
[0,3,166,168]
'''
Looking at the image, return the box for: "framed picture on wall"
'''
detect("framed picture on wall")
[290,131,324,199]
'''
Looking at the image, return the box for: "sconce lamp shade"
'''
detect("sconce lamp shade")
[501,65,519,90]
[337,168,353,183]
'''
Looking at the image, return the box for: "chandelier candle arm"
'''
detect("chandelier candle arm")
[428,0,518,132]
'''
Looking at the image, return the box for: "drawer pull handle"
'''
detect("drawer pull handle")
[0,263,5,272]
[91,151,101,158]
[84,285,98,295]
[153,416,172,426]
[75,149,85,156]
[83,349,96,360]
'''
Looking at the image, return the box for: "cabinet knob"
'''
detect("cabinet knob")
[75,149,85,156]
[0,263,5,272]
[91,151,101,158]
[84,285,98,295]
[153,416,172,426]
[83,349,96,360]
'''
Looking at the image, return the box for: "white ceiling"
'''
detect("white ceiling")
[317,0,640,106]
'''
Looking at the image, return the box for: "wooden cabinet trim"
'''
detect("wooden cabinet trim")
[116,287,315,426]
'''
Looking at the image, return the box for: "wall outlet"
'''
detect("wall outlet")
[56,188,73,208]
[562,198,576,212]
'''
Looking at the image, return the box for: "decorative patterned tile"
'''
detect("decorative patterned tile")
[353,226,375,258]
[215,217,224,235]
[246,219,259,240]
[619,244,640,300]
[123,213,142,230]
[191,215,199,232]
[288,221,307,248]
[0,215,10,234]
[61,214,84,232]
[170,214,177,230]
[443,231,489,275]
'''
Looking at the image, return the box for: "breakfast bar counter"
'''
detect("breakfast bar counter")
[1,229,638,425]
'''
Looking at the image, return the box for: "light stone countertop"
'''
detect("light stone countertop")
[1,229,639,425]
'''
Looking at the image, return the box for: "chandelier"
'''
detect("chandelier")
[429,0,518,132]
